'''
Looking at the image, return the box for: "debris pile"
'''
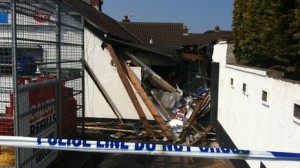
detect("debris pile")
[82,49,214,145]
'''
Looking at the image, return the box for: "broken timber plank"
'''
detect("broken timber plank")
[125,51,177,93]
[106,44,156,139]
[151,90,174,121]
[150,74,177,93]
[191,125,212,146]
[83,126,163,135]
[82,59,124,124]
[175,93,209,144]
[122,60,173,141]
[84,122,132,127]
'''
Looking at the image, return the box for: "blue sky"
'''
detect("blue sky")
[103,0,234,33]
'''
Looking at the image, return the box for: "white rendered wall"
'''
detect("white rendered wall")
[213,43,300,168]
[84,29,153,120]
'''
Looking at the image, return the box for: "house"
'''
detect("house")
[120,19,184,84]
[120,20,234,86]
[0,0,240,166]
[0,0,177,167]
[120,19,184,48]
[212,42,300,168]
[183,28,233,46]
[62,0,178,122]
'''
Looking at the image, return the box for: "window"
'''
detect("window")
[242,83,246,92]
[294,103,300,120]
[0,47,43,74]
[0,13,8,24]
[262,90,267,102]
[242,83,248,96]
[0,3,11,25]
[261,90,269,107]
[0,48,12,74]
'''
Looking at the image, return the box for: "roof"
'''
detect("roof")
[106,37,177,59]
[120,22,184,47]
[120,21,233,48]
[183,31,233,46]
[61,0,141,43]
[61,0,233,58]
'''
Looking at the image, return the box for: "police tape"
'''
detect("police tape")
[0,135,299,161]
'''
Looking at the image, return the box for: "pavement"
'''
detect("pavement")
[50,152,234,168]
[49,132,234,168]
[49,141,234,168]
[98,154,234,168]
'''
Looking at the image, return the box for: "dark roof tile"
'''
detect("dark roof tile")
[183,31,233,46]
[61,0,141,43]
[120,22,184,47]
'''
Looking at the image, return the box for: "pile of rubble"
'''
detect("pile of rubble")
[154,81,213,145]
[83,79,214,145]
[82,50,215,145]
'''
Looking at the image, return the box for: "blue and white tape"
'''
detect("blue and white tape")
[0,136,299,161]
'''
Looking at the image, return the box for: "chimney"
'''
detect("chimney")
[215,25,220,32]
[183,25,189,36]
[149,37,153,44]
[122,15,130,22]
[90,0,103,12]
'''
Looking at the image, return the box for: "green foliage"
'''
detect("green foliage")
[233,0,300,74]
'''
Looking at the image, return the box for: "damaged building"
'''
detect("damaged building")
[0,0,238,167]
[78,0,211,143]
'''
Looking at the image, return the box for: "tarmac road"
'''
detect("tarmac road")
[98,153,234,168]
[50,132,234,168]
[50,142,234,168]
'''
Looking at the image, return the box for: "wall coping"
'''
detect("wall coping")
[225,64,267,77]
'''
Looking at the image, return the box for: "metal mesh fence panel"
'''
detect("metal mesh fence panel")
[0,1,15,167]
[0,1,84,167]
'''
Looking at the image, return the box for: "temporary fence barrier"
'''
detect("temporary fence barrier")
[0,1,84,167]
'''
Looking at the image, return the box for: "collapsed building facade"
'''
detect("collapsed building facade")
[77,0,215,143]
[0,0,234,167]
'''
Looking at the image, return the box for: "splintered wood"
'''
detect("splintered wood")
[84,45,213,145]
[122,60,173,141]
[175,93,210,145]
[107,44,156,140]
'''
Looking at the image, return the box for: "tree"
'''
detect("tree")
[233,0,246,62]
[233,0,300,74]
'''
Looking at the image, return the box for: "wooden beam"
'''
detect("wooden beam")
[180,53,204,61]
[175,93,209,144]
[124,51,177,93]
[84,126,163,135]
[122,61,173,141]
[191,125,212,146]
[84,122,131,127]
[150,74,177,93]
[106,44,156,139]
[151,90,174,121]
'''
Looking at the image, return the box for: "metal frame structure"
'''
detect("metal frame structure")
[0,0,84,167]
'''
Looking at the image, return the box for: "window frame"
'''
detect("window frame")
[294,102,300,120]
[230,78,234,88]
[242,83,247,95]
[261,89,269,107]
